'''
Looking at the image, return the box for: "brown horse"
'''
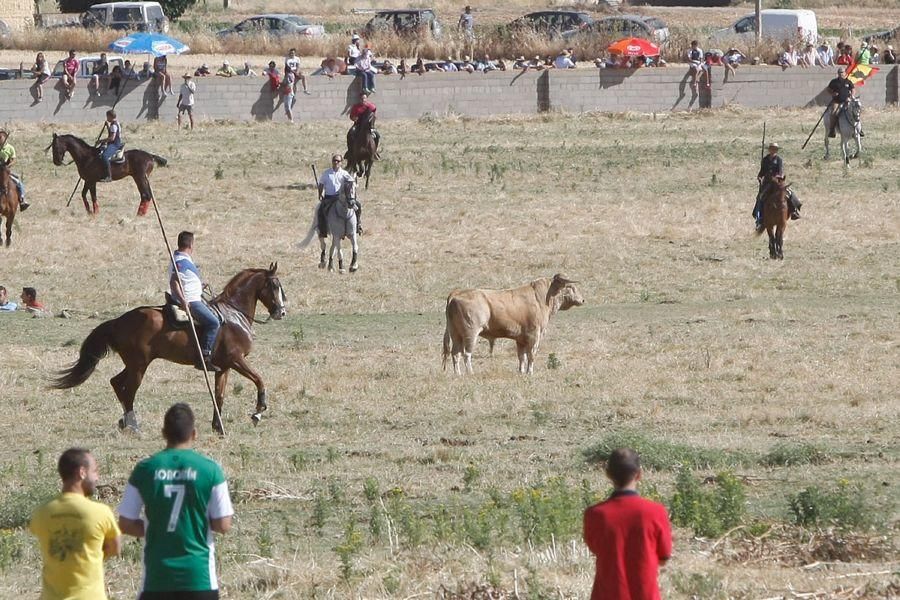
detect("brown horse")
[52,264,287,434]
[0,161,18,247]
[757,175,789,260]
[49,133,167,216]
[345,108,378,189]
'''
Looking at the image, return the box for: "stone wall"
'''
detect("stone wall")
[0,66,895,125]
[0,0,35,29]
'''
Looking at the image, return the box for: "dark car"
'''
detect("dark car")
[564,14,670,44]
[865,24,899,44]
[363,9,442,39]
[218,14,325,38]
[505,11,594,38]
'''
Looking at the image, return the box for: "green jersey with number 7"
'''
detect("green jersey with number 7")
[118,448,233,592]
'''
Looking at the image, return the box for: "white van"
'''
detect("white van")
[712,9,818,45]
[81,2,169,33]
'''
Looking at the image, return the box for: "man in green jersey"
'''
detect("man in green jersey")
[118,403,233,600]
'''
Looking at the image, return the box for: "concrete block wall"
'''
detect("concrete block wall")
[0,66,895,126]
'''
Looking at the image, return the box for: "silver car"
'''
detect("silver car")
[218,14,326,38]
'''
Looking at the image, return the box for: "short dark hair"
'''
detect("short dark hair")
[58,448,91,481]
[163,403,195,444]
[606,448,641,488]
[0,285,6,294]
[22,287,36,301]
[177,231,194,250]
[107,110,116,119]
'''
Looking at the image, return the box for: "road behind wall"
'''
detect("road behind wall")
[0,66,895,125]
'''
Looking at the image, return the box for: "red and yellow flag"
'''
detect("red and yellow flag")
[846,61,880,86]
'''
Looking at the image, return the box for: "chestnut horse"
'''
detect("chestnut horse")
[52,264,287,434]
[756,175,789,260]
[345,108,378,189]
[49,133,167,216]
[0,161,18,247]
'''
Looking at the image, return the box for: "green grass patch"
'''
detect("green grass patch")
[583,431,750,471]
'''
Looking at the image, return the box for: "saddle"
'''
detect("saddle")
[163,293,224,330]
[98,146,126,163]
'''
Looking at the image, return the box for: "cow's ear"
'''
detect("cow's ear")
[269,262,278,274]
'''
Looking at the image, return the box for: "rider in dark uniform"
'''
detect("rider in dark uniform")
[826,67,856,138]
[754,142,801,230]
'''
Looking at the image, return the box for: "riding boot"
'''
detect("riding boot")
[195,352,221,372]
[788,190,802,220]
[753,198,764,231]
[102,162,112,183]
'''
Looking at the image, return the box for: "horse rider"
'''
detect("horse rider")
[826,67,862,138]
[97,110,124,183]
[754,142,801,231]
[0,130,29,211]
[318,154,362,235]
[168,231,220,372]
[347,91,380,156]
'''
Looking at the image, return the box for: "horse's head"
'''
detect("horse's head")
[257,262,287,320]
[848,97,862,122]
[340,176,358,202]
[48,133,66,166]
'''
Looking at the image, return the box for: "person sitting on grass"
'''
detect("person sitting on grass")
[0,285,17,311]
[584,448,672,600]
[20,286,46,314]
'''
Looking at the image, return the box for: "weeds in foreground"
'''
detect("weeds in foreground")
[0,483,57,529]
[670,469,746,538]
[583,431,749,471]
[788,481,876,529]
[0,530,22,572]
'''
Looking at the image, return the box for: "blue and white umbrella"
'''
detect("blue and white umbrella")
[108,32,190,57]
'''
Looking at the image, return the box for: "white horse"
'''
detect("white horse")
[298,178,360,273]
[823,98,862,165]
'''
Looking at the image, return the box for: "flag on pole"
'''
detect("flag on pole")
[845,61,879,86]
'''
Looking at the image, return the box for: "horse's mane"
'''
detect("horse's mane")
[215,268,269,302]
[57,133,94,151]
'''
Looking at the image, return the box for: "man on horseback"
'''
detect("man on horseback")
[318,154,361,235]
[97,110,124,183]
[0,130,29,211]
[754,142,801,231]
[168,231,221,372]
[826,67,862,138]
[347,92,380,157]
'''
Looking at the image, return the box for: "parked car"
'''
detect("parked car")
[711,9,817,45]
[218,14,326,38]
[564,15,669,44]
[363,9,443,39]
[81,2,168,33]
[505,11,594,39]
[52,54,125,79]
[865,24,899,44]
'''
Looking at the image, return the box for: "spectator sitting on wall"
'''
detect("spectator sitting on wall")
[89,52,109,97]
[496,58,507,71]
[513,55,528,70]
[687,40,703,88]
[264,61,281,91]
[884,45,896,64]
[137,61,153,81]
[723,47,745,77]
[441,57,459,72]
[347,33,362,66]
[380,59,398,74]
[856,41,871,65]
[459,56,475,73]
[476,53,497,72]
[153,54,173,97]
[797,43,816,67]
[195,63,211,77]
[108,65,124,96]
[836,45,853,65]
[321,57,347,78]
[398,58,408,76]
[62,49,78,101]
[411,58,426,75]
[241,62,257,76]
[121,60,137,80]
[217,60,238,77]
[869,46,880,64]
[777,44,798,69]
[31,52,51,103]
[816,42,834,67]
[554,49,576,69]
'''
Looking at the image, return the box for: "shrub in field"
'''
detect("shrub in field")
[333,520,363,583]
[0,483,57,529]
[788,481,875,529]
[669,469,746,538]
[510,477,585,545]
[761,442,831,467]
[583,431,748,471]
[0,529,23,572]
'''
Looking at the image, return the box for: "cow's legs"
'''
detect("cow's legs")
[451,337,463,376]
[463,336,477,375]
[516,341,528,374]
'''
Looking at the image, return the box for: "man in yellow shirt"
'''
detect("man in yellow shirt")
[29,448,122,600]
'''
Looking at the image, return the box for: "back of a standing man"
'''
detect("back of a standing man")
[30,448,122,600]
[583,448,672,600]
[118,403,234,600]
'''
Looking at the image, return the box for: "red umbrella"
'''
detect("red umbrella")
[607,37,660,57]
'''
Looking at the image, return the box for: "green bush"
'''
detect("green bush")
[584,432,748,471]
[0,484,58,529]
[788,481,874,529]
[0,530,23,571]
[761,443,830,467]
[669,469,746,537]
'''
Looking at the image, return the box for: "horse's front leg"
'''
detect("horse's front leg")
[767,227,776,259]
[349,232,359,273]
[327,234,337,272]
[336,233,345,273]
[776,225,785,260]
[88,182,99,214]
[229,356,268,425]
[212,369,230,434]
[135,174,152,216]
[318,236,327,269]
[81,182,92,214]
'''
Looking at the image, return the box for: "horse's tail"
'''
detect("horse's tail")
[297,201,321,250]
[50,320,115,389]
[151,154,168,167]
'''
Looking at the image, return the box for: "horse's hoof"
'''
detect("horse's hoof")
[318,260,326,269]
[212,420,225,435]
[251,413,262,425]
[349,265,358,273]
[137,201,149,216]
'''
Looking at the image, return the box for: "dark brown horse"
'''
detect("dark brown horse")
[49,133,167,216]
[0,161,18,247]
[52,264,287,434]
[345,108,378,189]
[757,175,789,260]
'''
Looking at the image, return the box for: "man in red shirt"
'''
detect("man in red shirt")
[583,448,672,600]
[347,91,379,155]
[63,49,79,100]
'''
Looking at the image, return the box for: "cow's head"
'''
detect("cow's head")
[548,274,584,311]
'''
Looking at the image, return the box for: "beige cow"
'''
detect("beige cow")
[442,274,584,375]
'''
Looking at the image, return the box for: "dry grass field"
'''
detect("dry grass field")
[0,106,898,598]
